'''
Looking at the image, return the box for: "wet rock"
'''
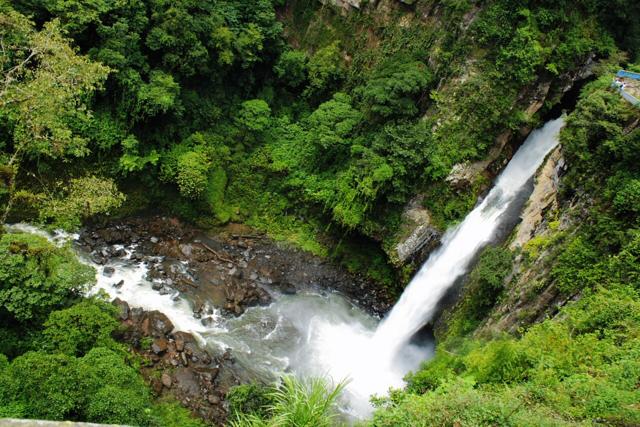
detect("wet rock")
[152,282,163,291]
[161,372,172,388]
[143,311,174,337]
[103,266,115,277]
[275,281,296,295]
[112,279,125,289]
[152,338,169,354]
[393,195,441,265]
[113,298,129,321]
[91,254,105,265]
[179,244,193,257]
[150,236,159,244]
[130,307,145,323]
[112,247,126,258]
[174,332,190,352]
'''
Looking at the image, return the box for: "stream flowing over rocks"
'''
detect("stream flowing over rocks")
[74,217,395,423]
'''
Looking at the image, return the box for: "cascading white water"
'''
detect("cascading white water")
[307,117,565,415]
[373,117,565,357]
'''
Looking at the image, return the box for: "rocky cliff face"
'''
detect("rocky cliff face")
[476,146,573,336]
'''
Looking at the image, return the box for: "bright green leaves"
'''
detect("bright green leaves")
[229,376,346,427]
[305,93,362,151]
[0,232,94,323]
[306,42,345,97]
[42,300,120,357]
[145,0,221,77]
[118,134,160,173]
[39,176,126,230]
[160,132,231,204]
[236,99,272,135]
[1,16,109,160]
[176,151,211,200]
[235,23,265,69]
[495,9,547,85]
[0,347,150,423]
[212,26,235,66]
[136,70,180,117]
[39,0,112,33]
[264,93,396,229]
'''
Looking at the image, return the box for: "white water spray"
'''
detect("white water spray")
[308,117,565,414]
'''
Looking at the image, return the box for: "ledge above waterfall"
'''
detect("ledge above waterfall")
[391,195,441,265]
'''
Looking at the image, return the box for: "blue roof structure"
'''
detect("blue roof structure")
[617,70,640,80]
[615,70,640,107]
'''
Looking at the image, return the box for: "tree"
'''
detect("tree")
[0,7,110,222]
[136,70,180,117]
[357,59,432,118]
[274,50,308,88]
[235,99,272,134]
[39,176,126,230]
[42,299,120,357]
[305,42,344,97]
[0,232,95,323]
[177,151,211,199]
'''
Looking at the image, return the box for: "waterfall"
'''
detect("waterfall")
[309,117,565,415]
[372,117,565,358]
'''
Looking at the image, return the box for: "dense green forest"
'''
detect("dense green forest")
[1,0,640,425]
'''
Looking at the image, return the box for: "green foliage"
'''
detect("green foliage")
[228,382,274,420]
[306,42,345,96]
[42,299,120,357]
[436,246,513,341]
[356,58,432,118]
[150,401,206,427]
[39,176,126,230]
[137,70,180,117]
[0,232,94,322]
[379,71,640,426]
[230,376,346,427]
[236,99,272,135]
[0,14,110,160]
[85,385,150,425]
[274,50,308,88]
[177,151,211,200]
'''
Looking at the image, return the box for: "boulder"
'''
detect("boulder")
[161,372,172,388]
[152,337,169,354]
[393,195,441,265]
[113,298,130,321]
[143,311,174,337]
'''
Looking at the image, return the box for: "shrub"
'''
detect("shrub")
[42,299,120,357]
[230,376,346,427]
[0,232,94,323]
[177,151,211,199]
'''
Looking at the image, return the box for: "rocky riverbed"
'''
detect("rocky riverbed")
[80,217,392,317]
[76,216,395,425]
